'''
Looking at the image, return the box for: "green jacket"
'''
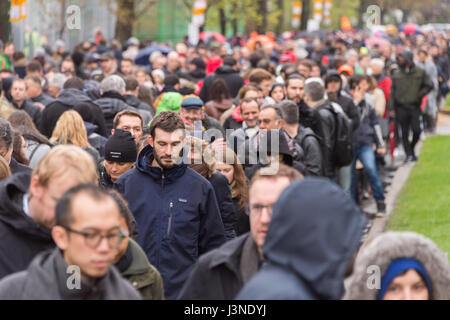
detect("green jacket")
[389,65,433,110]
[0,53,11,70]
[122,239,165,300]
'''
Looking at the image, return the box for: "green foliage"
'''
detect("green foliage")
[388,135,450,260]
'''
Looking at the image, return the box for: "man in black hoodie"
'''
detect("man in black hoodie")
[236,178,367,300]
[10,79,42,128]
[389,50,433,162]
[0,145,99,279]
[40,77,107,138]
[199,56,244,103]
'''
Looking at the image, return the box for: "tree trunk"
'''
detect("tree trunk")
[232,1,239,35]
[115,0,135,43]
[300,0,310,31]
[276,0,284,35]
[219,8,226,35]
[0,0,10,43]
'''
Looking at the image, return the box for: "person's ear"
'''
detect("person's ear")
[29,174,44,200]
[279,119,286,128]
[52,226,69,250]
[148,135,154,148]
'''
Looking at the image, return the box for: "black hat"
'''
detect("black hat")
[104,129,137,163]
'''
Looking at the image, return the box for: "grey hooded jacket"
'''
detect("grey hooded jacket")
[343,231,450,300]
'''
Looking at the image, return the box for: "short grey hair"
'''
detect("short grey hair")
[101,75,126,94]
[278,100,299,125]
[260,104,282,121]
[0,118,14,150]
[304,81,325,102]
[370,58,385,69]
[49,73,67,89]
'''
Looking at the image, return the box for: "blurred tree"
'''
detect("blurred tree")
[0,0,10,43]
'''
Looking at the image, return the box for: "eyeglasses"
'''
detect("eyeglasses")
[250,203,274,218]
[63,226,128,249]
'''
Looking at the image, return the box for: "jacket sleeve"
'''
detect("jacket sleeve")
[212,174,237,240]
[369,107,384,148]
[198,184,226,255]
[419,71,434,100]
[344,99,361,132]
[303,136,323,177]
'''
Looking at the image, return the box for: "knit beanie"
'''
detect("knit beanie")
[104,129,137,163]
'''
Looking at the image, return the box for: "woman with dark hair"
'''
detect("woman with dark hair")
[212,146,250,236]
[138,81,156,114]
[205,78,234,121]
[8,110,52,168]
[269,83,285,104]
[12,130,29,166]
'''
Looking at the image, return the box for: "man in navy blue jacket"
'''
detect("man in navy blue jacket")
[115,111,226,299]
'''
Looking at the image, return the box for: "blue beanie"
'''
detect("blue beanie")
[377,258,432,300]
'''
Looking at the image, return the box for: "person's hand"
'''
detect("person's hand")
[353,85,365,104]
[376,147,386,155]
[33,102,45,111]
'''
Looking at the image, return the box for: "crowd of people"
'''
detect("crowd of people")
[0,27,449,300]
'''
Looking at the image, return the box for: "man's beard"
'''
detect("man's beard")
[327,91,339,103]
[154,150,183,170]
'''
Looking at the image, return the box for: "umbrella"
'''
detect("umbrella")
[400,22,421,35]
[364,36,391,50]
[134,45,174,66]
[199,31,226,44]
[246,34,273,50]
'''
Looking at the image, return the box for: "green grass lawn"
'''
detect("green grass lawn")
[387,135,450,259]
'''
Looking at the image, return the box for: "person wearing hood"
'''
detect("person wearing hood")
[389,50,433,162]
[188,57,207,83]
[0,145,99,279]
[95,75,150,136]
[344,231,450,300]
[114,112,226,299]
[123,76,155,118]
[40,77,107,138]
[99,130,137,189]
[0,184,141,300]
[200,56,244,103]
[24,75,55,109]
[178,165,303,300]
[236,178,367,300]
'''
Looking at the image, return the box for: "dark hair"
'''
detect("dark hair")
[223,55,237,67]
[138,82,154,109]
[26,60,42,73]
[113,110,143,130]
[107,190,135,237]
[304,81,325,102]
[124,76,139,92]
[249,52,263,68]
[348,74,366,90]
[0,118,14,150]
[149,111,185,138]
[238,84,259,101]
[278,100,299,125]
[55,184,117,228]
[210,78,231,102]
[24,74,42,87]
[8,111,51,145]
[297,59,313,70]
[285,74,305,88]
[164,74,180,87]
[260,104,282,120]
[12,130,29,165]
[121,58,134,65]
[63,77,84,90]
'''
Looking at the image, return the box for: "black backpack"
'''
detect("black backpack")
[324,102,354,167]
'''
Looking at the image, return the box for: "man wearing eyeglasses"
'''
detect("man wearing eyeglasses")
[0,145,99,279]
[178,165,303,300]
[0,184,141,300]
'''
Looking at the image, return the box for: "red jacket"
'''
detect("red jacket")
[377,76,391,119]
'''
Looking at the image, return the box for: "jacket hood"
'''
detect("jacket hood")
[325,69,343,93]
[57,88,95,106]
[215,65,238,75]
[344,231,450,300]
[135,144,187,184]
[123,239,152,276]
[263,178,367,299]
[84,121,98,135]
[0,173,52,240]
[398,50,415,68]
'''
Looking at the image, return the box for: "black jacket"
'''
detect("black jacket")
[40,88,107,138]
[85,122,107,158]
[233,197,250,236]
[208,173,237,241]
[236,178,367,300]
[298,100,323,137]
[199,66,244,102]
[9,158,32,175]
[291,127,323,177]
[98,164,114,189]
[95,91,139,137]
[325,70,360,131]
[178,233,259,300]
[315,101,337,178]
[12,99,42,129]
[123,94,155,117]
[0,173,54,279]
[31,94,55,108]
[354,100,383,148]
[203,114,225,139]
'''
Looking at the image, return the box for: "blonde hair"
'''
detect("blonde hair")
[0,156,11,181]
[50,110,91,148]
[32,145,98,188]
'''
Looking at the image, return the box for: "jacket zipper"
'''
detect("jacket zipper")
[166,202,173,238]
